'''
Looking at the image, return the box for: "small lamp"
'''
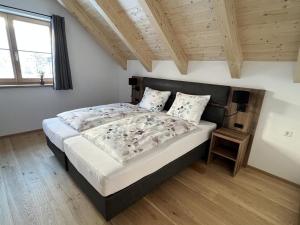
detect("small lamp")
[129,78,140,91]
[232,90,250,112]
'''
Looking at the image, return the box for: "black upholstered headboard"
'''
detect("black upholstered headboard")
[135,77,230,127]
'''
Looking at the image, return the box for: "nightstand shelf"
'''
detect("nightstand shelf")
[207,128,250,176]
[211,147,237,161]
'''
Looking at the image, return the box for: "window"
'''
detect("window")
[0,12,52,85]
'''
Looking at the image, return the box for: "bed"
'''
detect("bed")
[43,103,149,169]
[44,76,230,220]
[65,120,215,220]
[64,120,216,197]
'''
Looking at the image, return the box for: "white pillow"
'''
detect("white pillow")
[167,92,210,123]
[139,87,171,112]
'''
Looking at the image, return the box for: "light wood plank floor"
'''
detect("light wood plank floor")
[0,131,299,225]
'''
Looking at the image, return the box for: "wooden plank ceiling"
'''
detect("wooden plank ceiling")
[212,0,243,78]
[58,0,300,79]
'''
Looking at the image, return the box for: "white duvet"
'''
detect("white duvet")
[82,112,201,164]
[57,103,148,131]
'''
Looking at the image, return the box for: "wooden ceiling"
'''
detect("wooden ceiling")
[58,0,300,79]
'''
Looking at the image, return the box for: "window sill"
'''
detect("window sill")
[0,83,53,89]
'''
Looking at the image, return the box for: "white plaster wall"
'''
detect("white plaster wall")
[0,0,120,136]
[116,60,300,184]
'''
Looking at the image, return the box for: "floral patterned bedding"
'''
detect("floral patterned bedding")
[57,103,149,131]
[81,112,201,164]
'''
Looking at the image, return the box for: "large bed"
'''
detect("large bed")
[43,77,230,220]
[64,120,216,197]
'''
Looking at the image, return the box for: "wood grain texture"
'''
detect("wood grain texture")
[95,0,154,72]
[77,0,135,60]
[0,131,299,225]
[57,0,128,69]
[224,87,265,165]
[207,128,250,176]
[236,0,300,61]
[212,0,243,78]
[58,0,300,63]
[139,0,188,74]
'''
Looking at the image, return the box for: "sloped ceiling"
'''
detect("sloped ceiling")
[58,0,300,78]
[76,0,135,60]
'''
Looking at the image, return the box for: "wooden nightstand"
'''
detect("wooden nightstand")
[207,128,250,176]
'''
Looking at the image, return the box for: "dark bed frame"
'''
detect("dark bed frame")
[46,136,68,170]
[45,76,230,220]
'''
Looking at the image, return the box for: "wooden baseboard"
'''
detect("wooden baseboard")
[0,129,43,139]
[247,165,300,189]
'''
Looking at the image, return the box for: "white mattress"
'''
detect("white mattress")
[42,118,79,151]
[64,120,216,197]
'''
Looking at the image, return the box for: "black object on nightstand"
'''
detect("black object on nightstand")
[232,90,250,112]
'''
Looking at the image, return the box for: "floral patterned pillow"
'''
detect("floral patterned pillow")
[167,92,210,124]
[139,87,171,112]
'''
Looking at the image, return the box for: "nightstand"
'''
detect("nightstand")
[207,128,250,176]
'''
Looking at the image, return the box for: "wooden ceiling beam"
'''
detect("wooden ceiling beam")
[139,0,188,74]
[212,0,243,78]
[95,0,154,72]
[294,48,300,83]
[57,0,127,69]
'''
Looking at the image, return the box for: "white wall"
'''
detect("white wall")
[0,0,120,136]
[116,60,300,184]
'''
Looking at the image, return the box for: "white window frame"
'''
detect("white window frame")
[0,12,53,85]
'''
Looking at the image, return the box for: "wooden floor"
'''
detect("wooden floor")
[0,131,299,225]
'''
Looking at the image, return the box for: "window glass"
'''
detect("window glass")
[18,51,52,78]
[0,49,14,78]
[0,14,53,84]
[13,19,52,79]
[0,16,14,79]
[0,17,9,49]
[13,20,51,52]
